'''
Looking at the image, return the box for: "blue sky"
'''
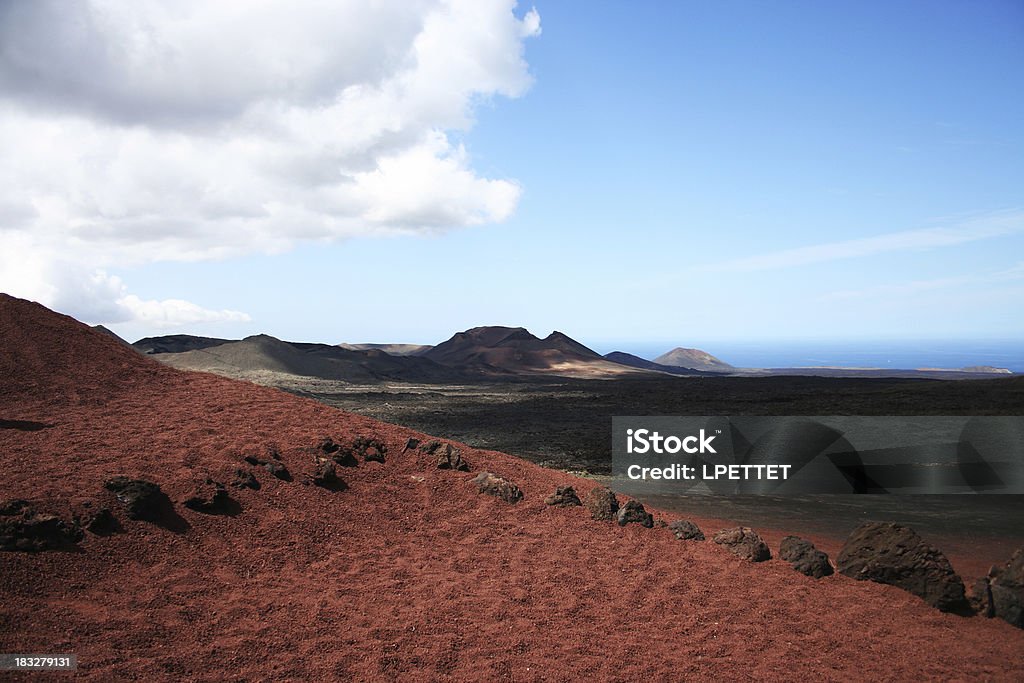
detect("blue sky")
[1,1,1022,353]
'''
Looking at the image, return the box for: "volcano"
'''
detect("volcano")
[655,346,735,372]
[424,326,648,378]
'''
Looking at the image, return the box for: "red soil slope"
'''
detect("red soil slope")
[1,295,1023,681]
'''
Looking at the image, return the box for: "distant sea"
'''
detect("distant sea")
[598,340,1024,373]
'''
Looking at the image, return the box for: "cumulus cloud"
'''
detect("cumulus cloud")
[0,0,540,326]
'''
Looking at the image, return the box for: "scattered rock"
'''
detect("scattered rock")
[331,450,359,468]
[104,477,177,523]
[836,522,968,613]
[544,485,582,507]
[317,437,341,455]
[654,520,667,528]
[976,548,1024,628]
[314,437,357,467]
[616,500,653,528]
[419,440,442,455]
[713,527,771,562]
[403,437,420,453]
[183,479,238,514]
[668,520,705,541]
[244,455,292,481]
[0,512,83,552]
[353,436,387,464]
[584,486,619,521]
[263,460,292,481]
[81,507,120,535]
[471,472,523,504]
[306,459,347,491]
[435,443,470,471]
[779,536,833,578]
[230,469,260,490]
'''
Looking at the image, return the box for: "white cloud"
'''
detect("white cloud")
[705,209,1024,273]
[0,249,250,326]
[0,0,540,326]
[118,294,251,328]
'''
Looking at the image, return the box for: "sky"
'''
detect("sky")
[1,0,1022,353]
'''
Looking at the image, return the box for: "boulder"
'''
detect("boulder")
[317,437,342,455]
[104,477,175,522]
[419,440,442,455]
[616,500,653,528]
[836,522,968,613]
[403,437,420,453]
[544,485,582,507]
[352,436,387,464]
[331,451,359,468]
[471,472,523,504]
[668,520,705,541]
[319,438,358,467]
[0,512,83,552]
[183,478,238,514]
[244,455,292,480]
[974,548,1024,628]
[713,527,771,562]
[779,536,833,578]
[306,459,347,491]
[435,443,470,472]
[263,459,292,481]
[584,486,619,521]
[79,506,119,535]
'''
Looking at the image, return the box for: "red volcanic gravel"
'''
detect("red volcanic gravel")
[2,294,1023,681]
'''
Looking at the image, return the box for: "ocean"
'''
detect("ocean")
[598,340,1024,373]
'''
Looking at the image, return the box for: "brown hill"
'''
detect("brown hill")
[603,351,719,376]
[152,334,465,382]
[0,293,168,403]
[655,346,735,372]
[1,295,1022,679]
[133,334,232,355]
[424,326,648,378]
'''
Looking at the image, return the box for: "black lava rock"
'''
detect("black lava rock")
[713,527,772,562]
[435,443,470,472]
[183,479,238,514]
[1,512,83,552]
[836,522,968,613]
[584,486,619,522]
[544,485,582,507]
[616,500,653,528]
[668,520,705,541]
[471,472,523,504]
[779,535,833,578]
